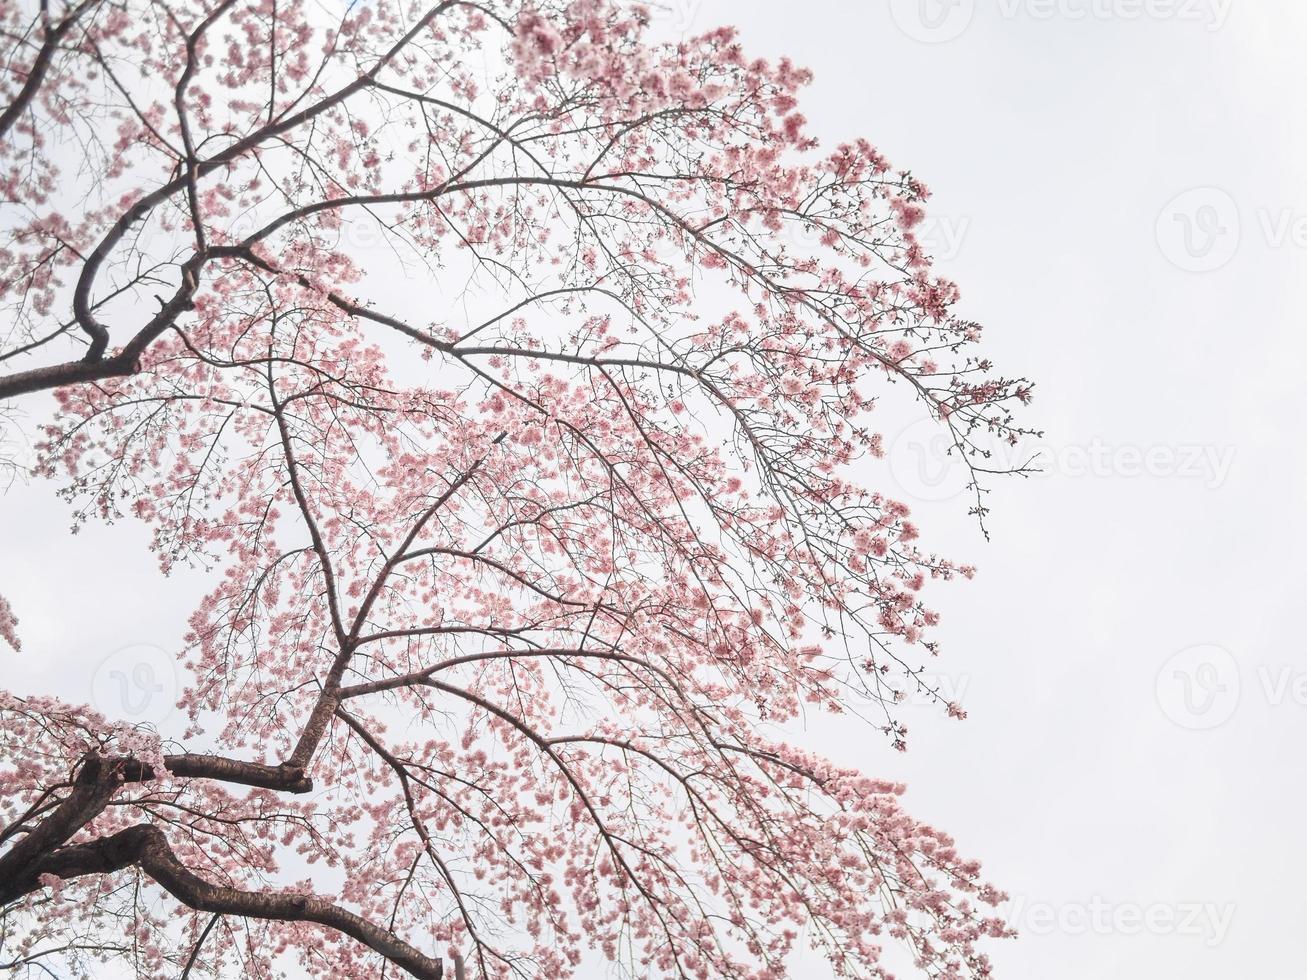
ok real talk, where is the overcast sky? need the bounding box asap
[716,2,1305,978]
[4,2,1305,978]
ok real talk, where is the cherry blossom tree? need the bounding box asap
[0,1,1034,977]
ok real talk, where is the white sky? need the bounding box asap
[712,2,1306,978]
[3,2,1305,978]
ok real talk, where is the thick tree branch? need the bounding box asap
[0,753,310,902]
[0,0,100,141]
[12,825,443,980]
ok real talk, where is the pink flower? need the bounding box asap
[0,594,18,651]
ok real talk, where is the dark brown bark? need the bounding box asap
[160,754,312,793]
[7,825,443,979]
[0,3,462,404]
[0,752,310,875]
[0,0,100,142]
[0,756,121,900]
[0,756,440,978]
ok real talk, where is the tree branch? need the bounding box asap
[17,825,443,980]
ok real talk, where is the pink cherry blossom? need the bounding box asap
[0,1,1036,978]
[0,595,17,652]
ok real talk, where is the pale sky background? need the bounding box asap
[3,1,1306,978]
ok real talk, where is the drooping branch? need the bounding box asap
[0,1,1023,975]
[9,825,443,980]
